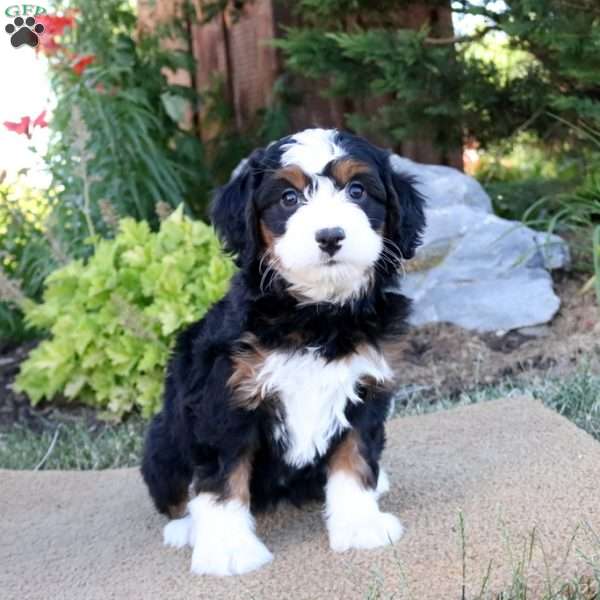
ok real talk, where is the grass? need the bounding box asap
[0,419,145,470]
[462,517,600,600]
[397,369,600,442]
[362,515,600,600]
[1,369,599,471]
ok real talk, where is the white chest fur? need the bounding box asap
[254,347,392,467]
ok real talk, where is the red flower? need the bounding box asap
[72,54,95,76]
[4,111,49,138]
[4,116,31,138]
[36,14,74,37]
[33,110,49,129]
[35,14,76,55]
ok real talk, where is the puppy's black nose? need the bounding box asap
[315,227,345,256]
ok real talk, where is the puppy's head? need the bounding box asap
[211,128,425,303]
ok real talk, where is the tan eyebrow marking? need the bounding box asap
[274,166,310,191]
[330,159,371,186]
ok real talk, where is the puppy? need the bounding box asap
[141,128,425,576]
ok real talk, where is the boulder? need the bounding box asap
[390,155,570,332]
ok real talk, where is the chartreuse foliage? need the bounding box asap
[15,208,235,418]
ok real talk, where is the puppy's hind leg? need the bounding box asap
[141,414,193,520]
[163,514,194,549]
[189,453,273,576]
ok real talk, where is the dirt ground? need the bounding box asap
[1,271,598,430]
[0,339,100,431]
[387,271,600,400]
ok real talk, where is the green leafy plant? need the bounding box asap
[15,208,235,418]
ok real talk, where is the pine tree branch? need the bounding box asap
[424,25,498,46]
[513,106,546,137]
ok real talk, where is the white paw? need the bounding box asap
[375,468,390,498]
[163,515,193,549]
[187,494,273,576]
[190,531,273,576]
[328,510,404,553]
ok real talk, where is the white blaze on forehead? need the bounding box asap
[280,128,345,175]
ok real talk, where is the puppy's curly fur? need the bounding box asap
[142,129,425,575]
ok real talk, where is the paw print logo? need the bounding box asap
[5,16,45,48]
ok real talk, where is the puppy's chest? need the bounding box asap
[231,343,392,468]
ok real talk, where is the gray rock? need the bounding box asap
[403,270,560,332]
[390,155,493,212]
[533,231,571,271]
[390,155,570,332]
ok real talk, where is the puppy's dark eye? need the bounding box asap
[348,182,365,201]
[281,189,299,209]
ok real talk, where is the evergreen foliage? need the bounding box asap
[274,0,600,153]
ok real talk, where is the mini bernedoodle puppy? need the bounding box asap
[141,128,425,576]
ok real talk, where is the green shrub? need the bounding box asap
[0,177,57,341]
[15,207,235,418]
[472,132,582,223]
[520,125,600,276]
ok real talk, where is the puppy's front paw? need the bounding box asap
[163,515,193,549]
[328,510,404,553]
[190,531,273,576]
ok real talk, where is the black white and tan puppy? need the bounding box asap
[141,128,425,576]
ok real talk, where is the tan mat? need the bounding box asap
[2,397,600,600]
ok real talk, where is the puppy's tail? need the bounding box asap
[141,413,192,518]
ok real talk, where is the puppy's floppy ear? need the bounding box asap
[211,149,265,261]
[383,156,426,260]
